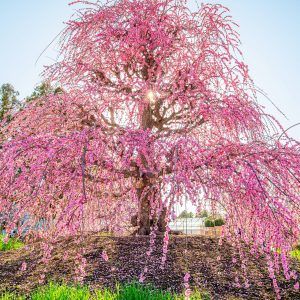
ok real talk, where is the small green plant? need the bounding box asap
[290,248,300,260]
[116,281,172,299]
[0,234,24,251]
[0,291,25,300]
[188,290,211,300]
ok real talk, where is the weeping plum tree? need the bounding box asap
[1,0,300,295]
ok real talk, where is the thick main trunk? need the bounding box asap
[133,102,167,235]
[137,188,151,235]
[134,178,167,235]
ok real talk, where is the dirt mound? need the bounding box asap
[0,234,299,299]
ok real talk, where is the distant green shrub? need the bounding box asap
[204,217,224,227]
[214,218,225,226]
[204,219,214,227]
[196,210,208,218]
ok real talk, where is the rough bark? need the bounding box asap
[132,96,167,235]
[135,177,151,235]
[134,177,167,235]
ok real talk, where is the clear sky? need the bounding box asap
[1,0,300,139]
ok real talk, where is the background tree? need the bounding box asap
[178,210,194,219]
[195,210,208,218]
[26,81,62,103]
[0,0,300,294]
[0,83,19,121]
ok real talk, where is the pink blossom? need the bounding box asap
[290,270,298,280]
[139,273,145,283]
[63,252,69,261]
[184,272,190,283]
[183,273,191,300]
[38,273,45,284]
[244,280,250,289]
[184,288,192,299]
[74,253,87,284]
[20,261,27,272]
[102,250,109,262]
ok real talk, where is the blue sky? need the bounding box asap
[1,1,300,139]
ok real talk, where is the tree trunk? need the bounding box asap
[136,177,151,235]
[157,206,167,233]
[133,102,167,235]
[134,177,167,235]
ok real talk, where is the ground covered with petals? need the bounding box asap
[0,235,299,299]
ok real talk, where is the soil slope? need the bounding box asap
[0,234,299,299]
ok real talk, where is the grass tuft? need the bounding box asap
[30,282,91,300]
[0,291,25,300]
[290,248,300,260]
[0,234,25,251]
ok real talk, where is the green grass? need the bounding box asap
[0,234,24,251]
[290,248,300,260]
[273,244,300,261]
[30,282,91,300]
[0,292,25,300]
[0,281,211,300]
